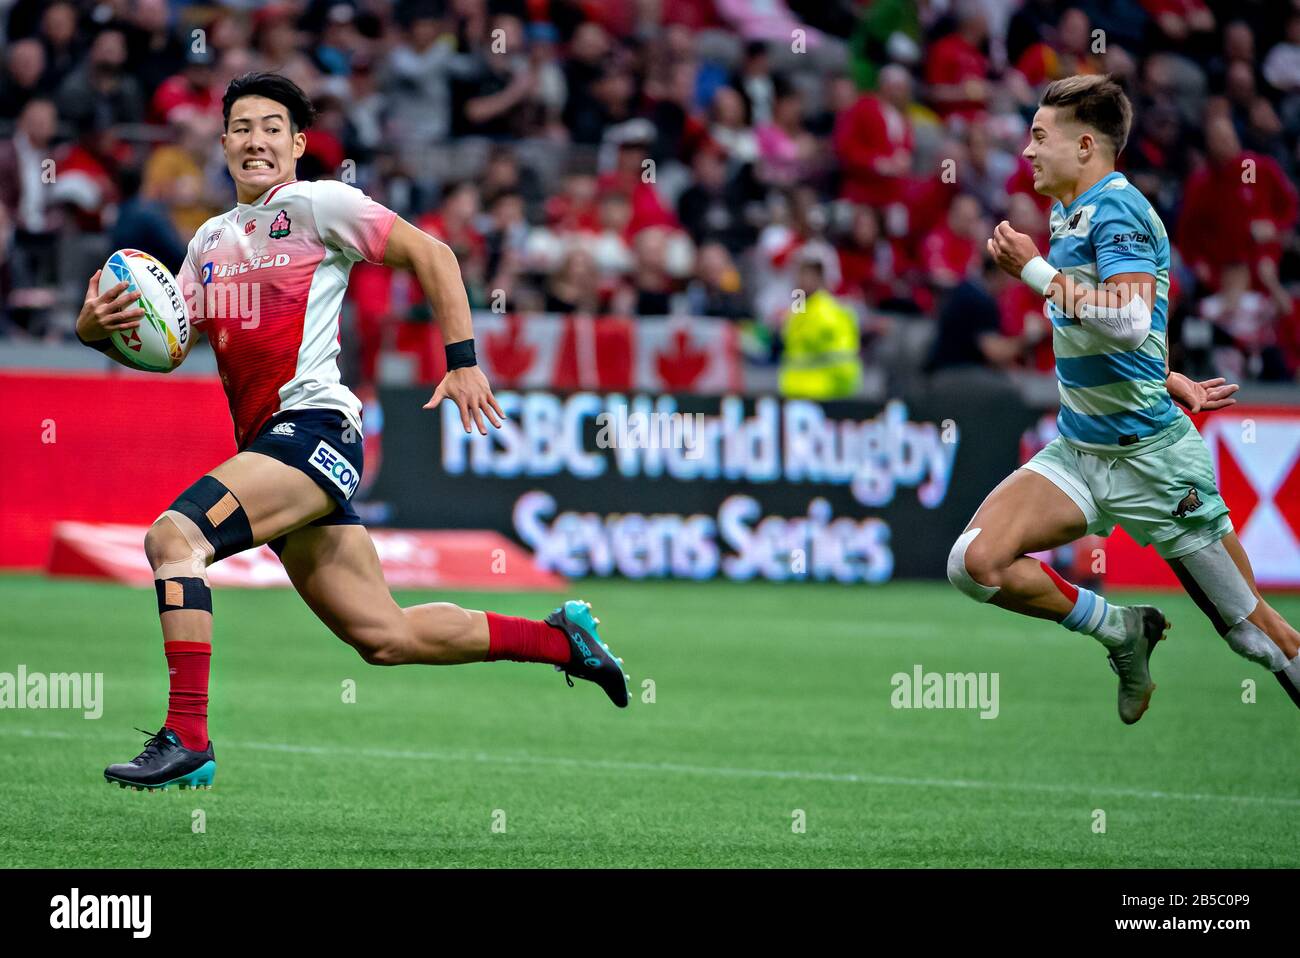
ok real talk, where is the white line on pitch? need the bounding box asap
[4,725,1298,808]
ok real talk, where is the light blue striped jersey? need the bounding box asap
[1046,171,1182,457]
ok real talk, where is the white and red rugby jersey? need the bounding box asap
[178,179,397,447]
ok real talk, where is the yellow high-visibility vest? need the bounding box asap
[779,290,863,399]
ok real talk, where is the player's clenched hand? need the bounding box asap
[423,366,506,435]
[986,220,1040,279]
[76,270,145,341]
[1166,372,1239,413]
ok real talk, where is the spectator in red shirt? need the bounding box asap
[1178,113,1298,295]
[150,47,220,124]
[412,181,487,306]
[924,11,991,121]
[545,173,602,234]
[834,64,915,207]
[921,193,986,292]
[836,204,909,309]
[596,128,680,236]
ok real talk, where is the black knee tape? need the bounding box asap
[155,577,213,614]
[169,476,253,562]
[1276,671,1300,710]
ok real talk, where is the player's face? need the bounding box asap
[222,95,305,201]
[1023,107,1078,200]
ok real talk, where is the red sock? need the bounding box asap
[164,641,211,751]
[484,612,569,665]
[1039,560,1080,604]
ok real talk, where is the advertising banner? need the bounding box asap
[366,384,1040,582]
[1099,407,1300,590]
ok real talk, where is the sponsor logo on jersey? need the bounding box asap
[268,210,291,239]
[244,219,256,235]
[310,441,360,499]
[202,229,223,253]
[1110,230,1152,254]
[201,262,214,285]
[270,422,296,437]
[208,252,291,277]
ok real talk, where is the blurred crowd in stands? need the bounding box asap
[2,0,1300,392]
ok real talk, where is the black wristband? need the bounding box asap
[76,328,114,353]
[445,338,476,370]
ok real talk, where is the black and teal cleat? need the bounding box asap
[546,599,630,708]
[104,727,216,791]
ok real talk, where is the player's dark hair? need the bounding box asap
[1040,74,1132,157]
[222,72,316,133]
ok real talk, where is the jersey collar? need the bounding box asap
[1058,170,1123,215]
[236,179,298,211]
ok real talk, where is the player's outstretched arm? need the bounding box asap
[74,270,145,369]
[383,216,505,435]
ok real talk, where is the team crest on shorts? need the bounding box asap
[310,440,360,499]
[269,210,291,239]
[1172,486,1203,518]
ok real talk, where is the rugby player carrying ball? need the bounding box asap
[75,74,629,791]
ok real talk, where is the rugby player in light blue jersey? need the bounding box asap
[950,74,1300,723]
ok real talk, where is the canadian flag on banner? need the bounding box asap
[465,313,743,393]
[630,316,742,393]
[474,313,568,388]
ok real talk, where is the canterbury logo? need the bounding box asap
[1172,487,1203,518]
[270,422,295,437]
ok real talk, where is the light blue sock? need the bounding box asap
[1061,587,1126,647]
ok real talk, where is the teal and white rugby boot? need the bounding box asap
[545,600,630,708]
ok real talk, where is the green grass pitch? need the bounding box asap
[1,573,1296,868]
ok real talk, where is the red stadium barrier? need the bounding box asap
[0,370,562,588]
[0,371,236,570]
[47,521,564,590]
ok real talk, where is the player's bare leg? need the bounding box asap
[276,523,488,665]
[1166,532,1300,710]
[953,469,1089,619]
[107,453,334,790]
[948,468,1169,723]
[277,523,630,705]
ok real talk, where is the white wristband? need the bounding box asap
[1020,256,1058,297]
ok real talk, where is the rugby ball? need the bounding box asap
[98,249,192,372]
